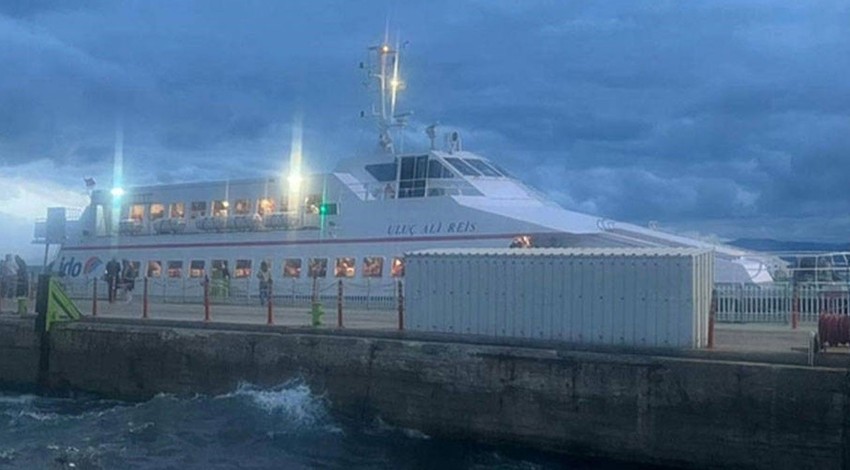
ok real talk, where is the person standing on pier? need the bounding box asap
[121,260,137,303]
[105,258,121,303]
[257,260,272,306]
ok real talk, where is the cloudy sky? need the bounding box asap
[1,1,849,262]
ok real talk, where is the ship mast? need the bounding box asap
[364,33,408,155]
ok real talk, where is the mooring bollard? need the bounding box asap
[337,279,344,328]
[92,279,98,317]
[203,275,211,322]
[266,281,274,325]
[142,276,149,319]
[397,280,404,331]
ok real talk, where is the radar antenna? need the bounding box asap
[363,34,408,155]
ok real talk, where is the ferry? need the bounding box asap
[34,38,777,301]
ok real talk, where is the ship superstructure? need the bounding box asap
[34,36,777,294]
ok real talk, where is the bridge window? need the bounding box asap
[444,157,480,176]
[190,201,206,219]
[428,159,454,179]
[399,155,428,198]
[366,162,398,182]
[363,257,383,277]
[284,259,301,278]
[170,202,185,219]
[147,261,162,278]
[234,199,251,215]
[150,204,165,221]
[212,200,228,217]
[398,180,425,198]
[189,260,205,278]
[167,261,183,278]
[308,258,327,278]
[465,159,501,177]
[235,259,252,278]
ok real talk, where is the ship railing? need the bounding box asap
[715,282,850,323]
[54,275,400,312]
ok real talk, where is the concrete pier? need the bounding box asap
[0,315,848,469]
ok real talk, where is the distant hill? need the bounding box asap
[729,238,850,253]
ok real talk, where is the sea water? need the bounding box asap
[0,381,657,469]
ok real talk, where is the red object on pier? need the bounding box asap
[142,277,149,319]
[337,280,344,328]
[818,313,850,347]
[266,281,274,325]
[397,280,404,331]
[92,280,98,317]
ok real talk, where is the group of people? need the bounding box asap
[104,258,137,303]
[0,254,28,300]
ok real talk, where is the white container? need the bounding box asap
[405,248,714,348]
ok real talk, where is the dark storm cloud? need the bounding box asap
[1,0,850,241]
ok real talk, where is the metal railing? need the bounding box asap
[715,283,849,323]
[25,277,850,327]
[54,276,400,311]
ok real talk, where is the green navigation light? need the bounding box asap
[318,203,337,216]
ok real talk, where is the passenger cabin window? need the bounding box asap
[189,260,205,278]
[235,259,252,278]
[211,260,229,279]
[444,157,480,176]
[365,162,398,182]
[167,261,183,278]
[212,200,228,217]
[398,155,428,198]
[147,261,162,278]
[129,204,145,222]
[308,258,327,278]
[466,159,501,177]
[234,199,251,215]
[305,195,322,214]
[283,259,301,278]
[150,204,165,221]
[335,258,355,278]
[257,198,276,215]
[428,160,454,179]
[363,257,383,277]
[125,261,141,278]
[190,202,206,219]
[391,257,405,277]
[170,202,185,219]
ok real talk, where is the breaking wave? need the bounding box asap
[0,384,631,469]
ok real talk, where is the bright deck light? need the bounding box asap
[110,187,125,197]
[288,173,302,189]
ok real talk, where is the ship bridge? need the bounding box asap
[333,150,542,203]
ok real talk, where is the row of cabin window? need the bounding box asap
[137,257,405,279]
[125,195,326,222]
